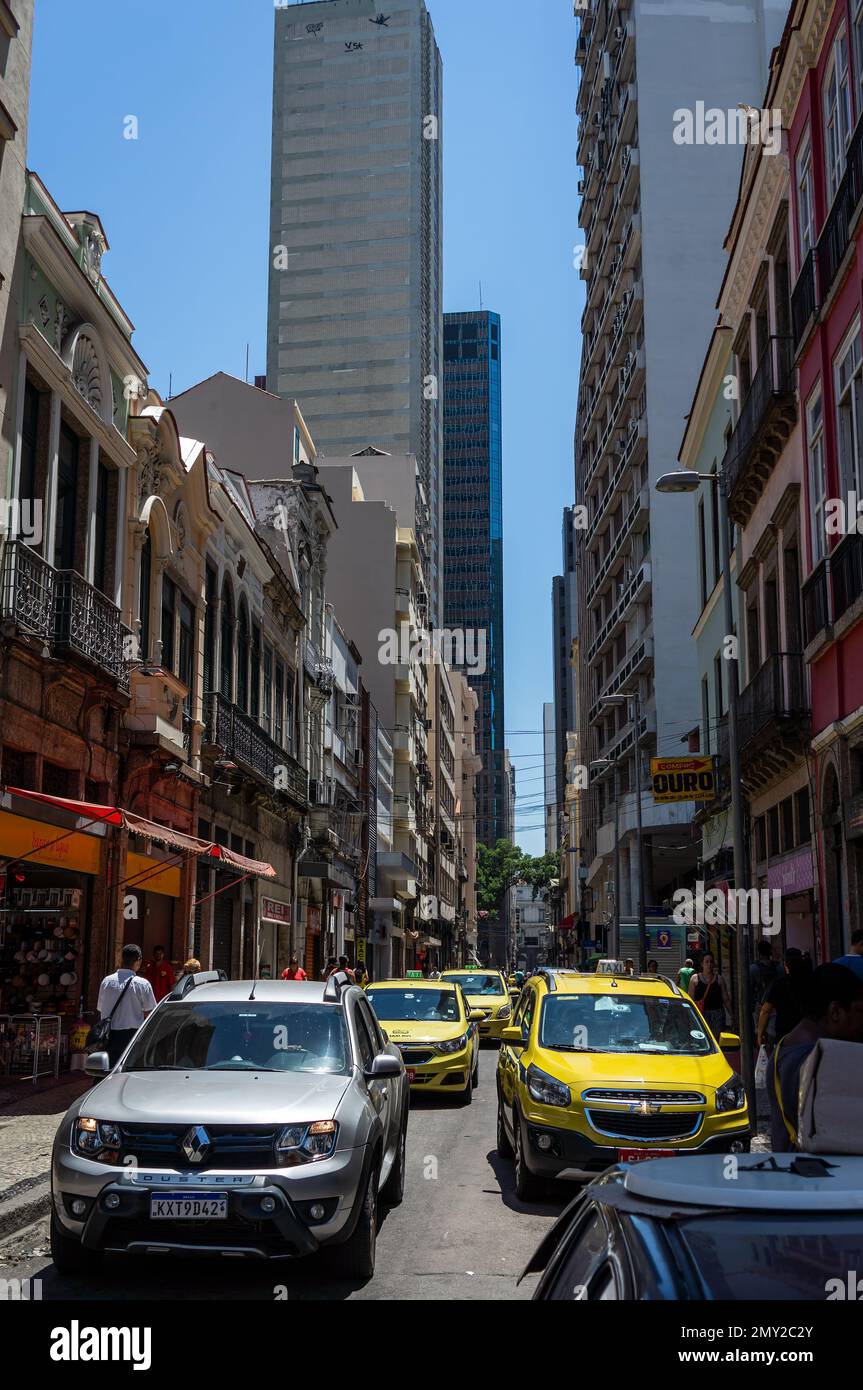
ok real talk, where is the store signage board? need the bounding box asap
[650,757,715,804]
[260,897,291,925]
[0,810,101,875]
[126,852,181,898]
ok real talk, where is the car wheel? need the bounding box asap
[381,1109,407,1207]
[330,1163,378,1281]
[50,1212,103,1277]
[471,1054,480,1089]
[496,1092,513,1157]
[456,1071,473,1105]
[514,1110,544,1202]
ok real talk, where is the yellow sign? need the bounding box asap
[126,852,181,898]
[356,938,367,965]
[650,757,715,803]
[0,810,102,875]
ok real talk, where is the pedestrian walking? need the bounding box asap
[750,939,780,1034]
[144,945,175,1003]
[677,958,695,993]
[338,954,356,982]
[769,963,863,1151]
[757,947,812,1052]
[689,953,731,1037]
[281,954,307,981]
[322,956,338,981]
[834,929,863,984]
[96,943,156,1067]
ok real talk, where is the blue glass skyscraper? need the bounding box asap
[443,310,505,846]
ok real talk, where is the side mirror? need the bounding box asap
[469,1009,485,1022]
[719,1031,741,1051]
[365,1053,402,1080]
[500,1025,525,1047]
[85,1051,110,1077]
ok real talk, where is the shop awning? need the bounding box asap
[558,912,577,932]
[4,787,276,879]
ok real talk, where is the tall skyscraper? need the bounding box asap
[552,507,578,848]
[267,0,443,617]
[442,309,505,846]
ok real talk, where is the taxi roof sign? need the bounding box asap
[406,970,423,978]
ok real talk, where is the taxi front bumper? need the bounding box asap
[517,1107,752,1180]
[395,1045,473,1091]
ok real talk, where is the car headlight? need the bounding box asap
[497,1005,511,1021]
[526,1064,571,1108]
[276,1120,338,1164]
[715,1074,747,1113]
[74,1117,122,1161]
[437,1032,469,1055]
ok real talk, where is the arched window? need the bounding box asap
[237,602,250,714]
[139,529,152,663]
[220,580,234,700]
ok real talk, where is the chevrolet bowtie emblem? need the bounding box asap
[631,1101,661,1115]
[182,1125,211,1163]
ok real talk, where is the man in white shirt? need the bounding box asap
[97,943,157,1066]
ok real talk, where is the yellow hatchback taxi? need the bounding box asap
[366,979,481,1105]
[497,969,751,1200]
[440,968,512,1042]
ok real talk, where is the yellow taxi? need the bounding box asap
[497,968,751,1200]
[440,968,512,1042]
[366,978,481,1105]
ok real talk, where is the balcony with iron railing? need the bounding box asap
[722,336,796,525]
[831,530,863,627]
[202,689,308,807]
[736,652,808,789]
[1,541,131,692]
[802,558,831,651]
[791,248,819,353]
[819,113,863,309]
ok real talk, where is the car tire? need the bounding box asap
[381,1109,407,1207]
[513,1110,544,1202]
[496,1092,513,1157]
[471,1054,479,1089]
[330,1163,378,1281]
[456,1069,473,1105]
[50,1212,103,1277]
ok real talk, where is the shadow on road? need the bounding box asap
[484,1148,571,1219]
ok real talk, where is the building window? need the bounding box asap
[835,323,863,500]
[237,603,250,714]
[795,129,815,263]
[698,497,707,608]
[251,624,261,722]
[93,461,110,596]
[54,421,79,571]
[263,645,273,737]
[286,669,295,751]
[179,594,195,712]
[796,786,811,845]
[19,378,41,505]
[701,675,710,755]
[203,563,217,693]
[220,582,234,699]
[806,385,827,565]
[139,530,152,663]
[854,0,863,118]
[824,27,853,202]
[161,575,176,674]
[275,662,284,746]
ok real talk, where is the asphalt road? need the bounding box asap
[0,1049,567,1301]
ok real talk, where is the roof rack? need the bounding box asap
[167,969,227,1001]
[323,969,354,1003]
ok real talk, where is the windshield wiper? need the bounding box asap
[544,1044,598,1053]
[206,1062,281,1072]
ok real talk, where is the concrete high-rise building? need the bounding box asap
[267,0,443,618]
[443,309,505,847]
[543,702,557,854]
[573,1,786,935]
[551,507,578,848]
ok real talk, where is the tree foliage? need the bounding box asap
[475,841,562,917]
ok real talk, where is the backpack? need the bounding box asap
[797,1038,863,1154]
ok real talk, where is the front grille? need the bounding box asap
[101,1215,299,1256]
[585,1109,702,1142]
[397,1049,435,1065]
[582,1089,706,1105]
[118,1124,279,1171]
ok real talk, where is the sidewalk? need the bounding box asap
[0,1074,90,1238]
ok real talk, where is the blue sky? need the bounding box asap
[29,0,580,853]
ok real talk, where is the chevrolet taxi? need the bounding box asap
[497,969,751,1200]
[440,968,512,1043]
[366,979,481,1104]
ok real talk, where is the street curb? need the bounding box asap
[0,1176,51,1243]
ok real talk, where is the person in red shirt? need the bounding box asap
[144,945,175,1002]
[281,954,307,981]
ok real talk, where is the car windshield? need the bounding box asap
[539,994,715,1056]
[367,988,461,1023]
[444,973,504,996]
[122,1001,351,1075]
[676,1214,863,1299]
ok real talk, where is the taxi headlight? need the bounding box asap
[74,1118,122,1160]
[526,1064,571,1108]
[437,1032,469,1055]
[276,1120,338,1164]
[715,1074,747,1113]
[497,1005,512,1021]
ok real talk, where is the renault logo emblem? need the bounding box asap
[182,1125,211,1163]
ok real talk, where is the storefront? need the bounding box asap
[258,895,291,978]
[767,848,817,958]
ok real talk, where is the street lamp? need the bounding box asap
[599,690,647,972]
[591,756,621,961]
[655,468,755,1117]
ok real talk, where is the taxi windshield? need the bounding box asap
[367,988,461,1023]
[123,1001,351,1074]
[539,994,715,1056]
[444,973,504,996]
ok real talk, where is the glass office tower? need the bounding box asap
[443,310,505,846]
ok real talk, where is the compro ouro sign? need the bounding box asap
[650,756,715,804]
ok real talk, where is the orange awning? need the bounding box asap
[4,787,276,880]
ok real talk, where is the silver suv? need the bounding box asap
[51,971,408,1280]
